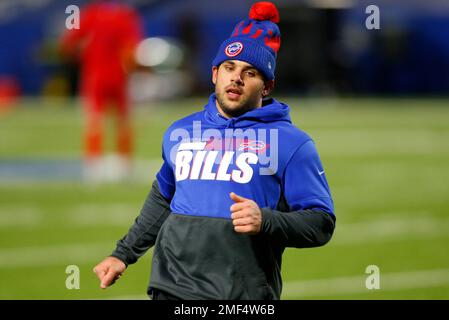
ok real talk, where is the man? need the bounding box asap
[60,0,143,181]
[94,1,335,300]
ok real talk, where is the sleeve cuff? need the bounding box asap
[260,207,274,234]
[110,245,134,267]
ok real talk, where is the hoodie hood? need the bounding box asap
[204,93,291,128]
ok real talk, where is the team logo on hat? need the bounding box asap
[225,42,244,57]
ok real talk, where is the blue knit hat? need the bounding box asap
[212,2,281,81]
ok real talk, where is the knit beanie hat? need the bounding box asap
[212,2,281,81]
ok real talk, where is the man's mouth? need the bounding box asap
[226,87,242,100]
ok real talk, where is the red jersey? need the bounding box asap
[61,1,143,88]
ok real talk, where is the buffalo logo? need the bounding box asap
[238,140,266,152]
[225,42,243,57]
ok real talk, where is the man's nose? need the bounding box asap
[231,71,243,84]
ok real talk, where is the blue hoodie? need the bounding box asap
[156,93,334,219]
[113,93,336,299]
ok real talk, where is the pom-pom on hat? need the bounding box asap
[212,2,281,81]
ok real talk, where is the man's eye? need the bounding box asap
[225,66,233,71]
[246,71,256,77]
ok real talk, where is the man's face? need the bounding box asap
[212,60,274,118]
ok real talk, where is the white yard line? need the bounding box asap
[0,207,41,227]
[332,216,449,246]
[68,204,140,226]
[0,204,140,228]
[281,268,449,298]
[0,216,448,268]
[0,242,114,268]
[106,268,449,300]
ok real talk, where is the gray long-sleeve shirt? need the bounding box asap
[111,180,335,300]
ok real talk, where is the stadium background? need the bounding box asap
[0,0,448,299]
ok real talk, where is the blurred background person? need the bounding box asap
[60,0,144,182]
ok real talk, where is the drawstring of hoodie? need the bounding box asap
[216,112,236,128]
[226,118,235,128]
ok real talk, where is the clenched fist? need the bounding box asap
[230,192,262,235]
[93,256,126,289]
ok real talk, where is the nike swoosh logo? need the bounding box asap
[318,170,325,175]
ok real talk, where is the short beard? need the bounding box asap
[215,92,256,118]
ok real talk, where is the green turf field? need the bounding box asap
[0,97,448,299]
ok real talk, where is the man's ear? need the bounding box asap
[212,66,218,85]
[262,79,275,97]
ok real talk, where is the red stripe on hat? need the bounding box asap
[242,22,253,35]
[264,35,281,53]
[250,29,263,38]
[232,21,244,37]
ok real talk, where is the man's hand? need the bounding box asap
[230,192,262,235]
[93,256,126,289]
